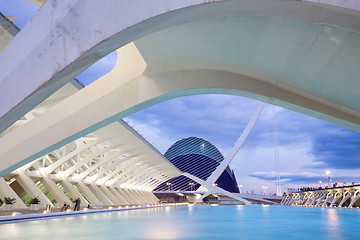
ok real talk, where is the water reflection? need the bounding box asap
[326,209,342,239]
[2,205,360,240]
[144,222,183,239]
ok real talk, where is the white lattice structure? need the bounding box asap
[1,0,360,209]
[282,186,360,208]
[0,81,181,209]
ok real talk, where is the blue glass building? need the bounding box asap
[155,137,240,193]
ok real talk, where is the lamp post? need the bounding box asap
[319,181,322,188]
[326,170,331,187]
[262,186,268,195]
[188,182,195,191]
[238,185,243,194]
[166,182,172,191]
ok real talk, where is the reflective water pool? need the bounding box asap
[1,205,360,240]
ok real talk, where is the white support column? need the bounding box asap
[282,195,290,205]
[39,173,72,207]
[15,171,53,208]
[322,192,334,207]
[309,193,318,206]
[193,191,212,205]
[146,191,160,204]
[60,179,87,207]
[133,190,149,204]
[290,194,297,206]
[330,191,342,207]
[118,188,140,205]
[315,193,326,207]
[207,103,264,184]
[108,186,129,205]
[183,172,250,205]
[123,188,143,205]
[139,190,157,204]
[0,178,27,209]
[339,190,352,207]
[280,195,288,205]
[289,194,297,205]
[299,193,308,205]
[129,190,146,204]
[293,194,300,206]
[98,185,121,205]
[88,184,113,205]
[115,187,135,205]
[349,189,360,208]
[76,181,102,206]
[140,191,156,204]
[305,193,314,206]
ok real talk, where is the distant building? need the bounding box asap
[155,137,240,193]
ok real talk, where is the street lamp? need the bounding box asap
[188,182,195,191]
[166,182,172,191]
[262,186,268,195]
[238,185,243,194]
[319,181,322,188]
[326,170,331,187]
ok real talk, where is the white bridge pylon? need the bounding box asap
[186,102,264,205]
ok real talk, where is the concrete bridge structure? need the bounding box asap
[0,0,360,209]
[281,185,360,208]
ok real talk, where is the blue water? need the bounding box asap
[1,205,360,240]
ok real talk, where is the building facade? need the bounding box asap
[155,137,240,193]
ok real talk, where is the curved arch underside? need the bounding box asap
[1,0,360,177]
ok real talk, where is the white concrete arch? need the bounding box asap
[1,2,360,176]
[2,0,360,133]
[1,0,360,207]
[1,39,360,177]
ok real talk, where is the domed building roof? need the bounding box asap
[155,137,239,193]
[165,137,224,164]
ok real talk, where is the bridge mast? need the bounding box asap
[273,106,282,196]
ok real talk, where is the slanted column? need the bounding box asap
[143,191,160,204]
[293,194,301,206]
[280,195,289,205]
[322,192,334,207]
[349,190,360,208]
[282,194,290,205]
[123,188,142,205]
[286,194,294,205]
[76,181,102,206]
[293,194,301,205]
[0,178,27,209]
[300,193,310,205]
[283,195,292,205]
[114,188,133,204]
[309,193,320,206]
[315,192,326,207]
[131,190,148,204]
[98,185,121,205]
[60,179,87,207]
[108,186,129,205]
[39,173,72,208]
[117,188,139,205]
[305,193,314,206]
[15,171,53,208]
[330,191,342,207]
[137,190,154,204]
[88,184,113,205]
[339,190,352,207]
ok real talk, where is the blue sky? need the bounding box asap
[2,1,360,194]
